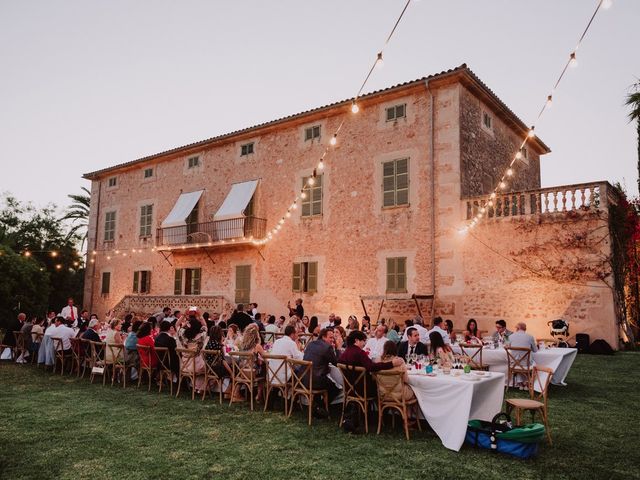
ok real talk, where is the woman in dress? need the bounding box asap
[378,341,416,402]
[235,323,266,402]
[466,318,480,339]
[104,318,124,364]
[345,315,359,336]
[445,319,458,344]
[177,315,208,393]
[429,331,454,367]
[136,322,158,370]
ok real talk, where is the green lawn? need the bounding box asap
[0,353,639,480]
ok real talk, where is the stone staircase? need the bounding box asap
[112,295,234,317]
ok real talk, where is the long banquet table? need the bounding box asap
[406,369,505,451]
[451,345,577,391]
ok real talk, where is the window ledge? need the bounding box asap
[382,204,410,211]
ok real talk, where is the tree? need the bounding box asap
[625,81,640,194]
[0,194,84,314]
[62,186,91,251]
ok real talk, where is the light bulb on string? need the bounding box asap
[300,192,307,199]
[318,160,324,170]
[24,251,31,257]
[115,250,120,255]
[375,52,384,68]
[499,181,507,190]
[90,259,95,263]
[307,177,315,186]
[569,52,577,68]
[515,151,523,160]
[601,0,613,9]
[279,218,285,225]
[506,168,513,176]
[527,127,536,138]
[291,202,297,210]
[51,251,58,257]
[351,101,359,114]
[490,192,497,199]
[92,251,97,256]
[285,211,291,218]
[55,264,62,270]
[546,95,553,109]
[330,134,337,146]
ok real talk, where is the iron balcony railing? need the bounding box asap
[156,216,267,247]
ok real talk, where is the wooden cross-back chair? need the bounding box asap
[106,343,127,387]
[31,332,44,365]
[506,365,554,444]
[155,347,174,395]
[176,347,199,400]
[337,363,373,433]
[504,346,533,390]
[136,344,156,391]
[88,341,105,384]
[228,351,264,411]
[12,331,26,364]
[373,370,422,440]
[286,358,328,426]
[201,348,225,403]
[262,354,289,413]
[51,337,66,375]
[69,337,85,377]
[459,343,488,371]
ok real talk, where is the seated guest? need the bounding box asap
[204,325,229,380]
[18,316,34,362]
[55,319,77,354]
[136,322,158,370]
[225,324,241,348]
[466,318,480,339]
[124,320,142,352]
[345,315,359,336]
[30,317,44,357]
[378,341,416,401]
[397,327,428,358]
[334,326,347,351]
[82,319,101,343]
[321,313,337,329]
[364,325,388,361]
[462,330,482,344]
[445,319,457,343]
[227,304,254,332]
[177,315,208,393]
[339,330,401,373]
[156,320,180,376]
[121,314,133,336]
[430,331,454,366]
[308,316,320,338]
[302,328,343,416]
[276,315,286,330]
[360,315,371,335]
[264,315,279,343]
[401,316,429,343]
[104,319,124,363]
[270,325,304,384]
[508,322,537,352]
[427,317,451,345]
[254,313,266,333]
[491,319,513,344]
[147,316,159,338]
[386,319,401,343]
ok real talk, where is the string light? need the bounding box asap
[351,101,359,114]
[330,134,337,146]
[375,52,384,68]
[318,160,324,170]
[50,251,58,257]
[55,264,62,270]
[307,177,315,186]
[465,0,609,231]
[24,251,31,257]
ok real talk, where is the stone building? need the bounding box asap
[83,64,619,347]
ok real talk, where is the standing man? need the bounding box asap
[227,304,253,332]
[60,298,79,327]
[287,298,304,319]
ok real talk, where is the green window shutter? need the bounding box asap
[142,271,151,294]
[386,258,396,292]
[133,271,139,293]
[174,269,183,295]
[235,265,250,303]
[192,268,201,295]
[292,263,301,292]
[101,272,110,295]
[397,258,407,292]
[307,262,318,292]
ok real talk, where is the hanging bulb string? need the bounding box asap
[463,0,610,231]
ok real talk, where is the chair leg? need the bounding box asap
[308,395,313,426]
[377,402,383,435]
[364,402,369,434]
[264,386,271,412]
[176,375,183,398]
[402,406,410,441]
[148,370,152,392]
[541,408,552,444]
[415,404,422,431]
[339,399,347,428]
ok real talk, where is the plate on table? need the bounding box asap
[473,371,487,376]
[460,375,480,382]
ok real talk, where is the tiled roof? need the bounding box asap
[83,64,549,179]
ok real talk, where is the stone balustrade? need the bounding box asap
[464,181,616,220]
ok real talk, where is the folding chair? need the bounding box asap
[287,358,328,426]
[262,354,289,413]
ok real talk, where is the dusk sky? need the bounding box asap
[1,0,638,211]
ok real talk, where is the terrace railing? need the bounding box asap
[156,216,267,247]
[464,181,616,220]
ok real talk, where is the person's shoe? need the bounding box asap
[313,407,329,419]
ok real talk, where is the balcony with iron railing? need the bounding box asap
[156,215,267,250]
[464,181,617,220]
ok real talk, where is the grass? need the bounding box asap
[0,353,639,480]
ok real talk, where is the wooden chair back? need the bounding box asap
[229,351,263,410]
[338,363,372,433]
[69,337,84,377]
[531,365,554,404]
[505,346,532,388]
[51,337,65,374]
[155,346,173,395]
[136,344,155,391]
[373,369,421,440]
[175,347,199,400]
[13,331,25,356]
[536,338,557,348]
[31,332,44,364]
[459,343,485,370]
[201,348,225,403]
[262,354,289,413]
[88,340,104,383]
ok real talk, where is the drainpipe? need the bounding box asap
[425,79,436,319]
[87,180,102,313]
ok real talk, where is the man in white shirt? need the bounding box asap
[364,325,388,361]
[251,303,259,319]
[321,313,337,329]
[401,316,429,344]
[508,322,538,352]
[427,317,451,345]
[53,319,76,352]
[269,325,303,384]
[59,298,79,326]
[264,315,280,343]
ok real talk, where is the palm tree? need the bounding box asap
[62,186,90,251]
[625,81,640,193]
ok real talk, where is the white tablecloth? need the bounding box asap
[407,370,505,451]
[451,345,578,391]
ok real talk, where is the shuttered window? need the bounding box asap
[101,272,111,295]
[386,257,407,293]
[133,270,151,294]
[235,265,251,303]
[301,175,322,217]
[292,262,318,293]
[382,158,409,207]
[104,211,116,241]
[139,204,153,237]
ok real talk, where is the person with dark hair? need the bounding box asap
[339,330,401,373]
[277,316,286,330]
[177,314,208,393]
[308,316,320,337]
[444,319,457,343]
[147,316,159,337]
[270,325,303,384]
[397,327,428,358]
[360,315,371,335]
[302,328,343,417]
[227,304,253,332]
[287,298,304,319]
[254,312,265,332]
[491,319,513,344]
[429,331,454,366]
[203,312,213,331]
[155,320,179,376]
[122,314,133,335]
[264,315,279,343]
[137,322,157,371]
[427,317,451,345]
[466,319,480,339]
[124,320,143,353]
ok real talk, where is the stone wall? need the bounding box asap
[459,85,541,197]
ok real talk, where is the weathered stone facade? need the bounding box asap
[83,65,619,347]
